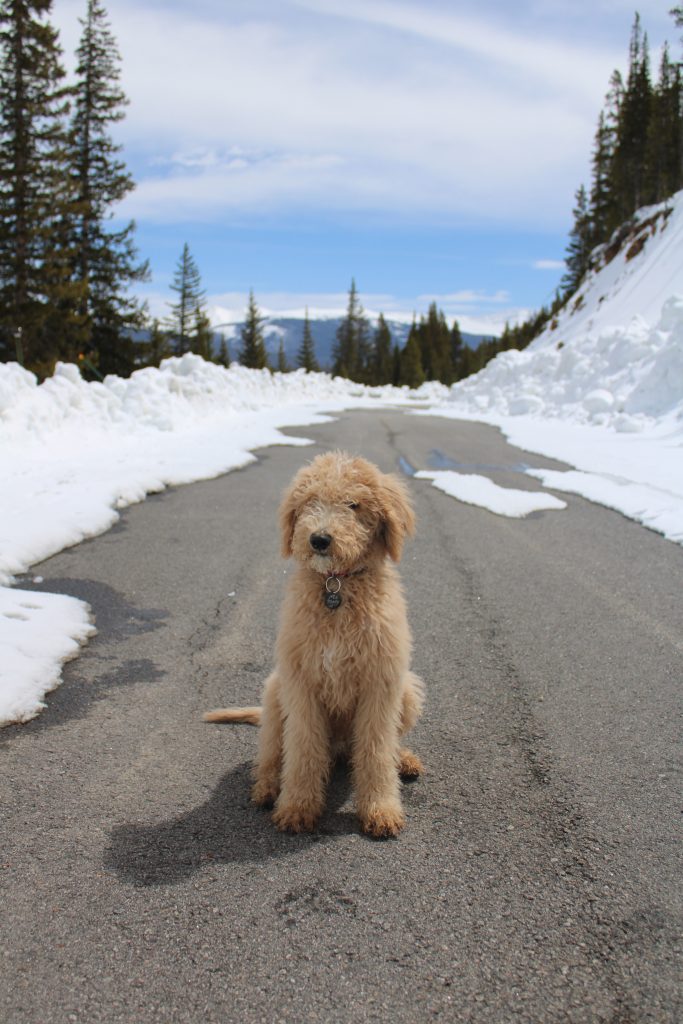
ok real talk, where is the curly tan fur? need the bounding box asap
[205,451,425,838]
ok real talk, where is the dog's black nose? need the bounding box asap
[310,532,332,552]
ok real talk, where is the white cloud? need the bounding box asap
[52,0,628,228]
[534,259,565,270]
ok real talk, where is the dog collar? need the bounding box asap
[323,567,366,610]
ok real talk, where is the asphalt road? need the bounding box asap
[1,410,681,1024]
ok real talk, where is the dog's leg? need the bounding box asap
[398,672,425,779]
[251,673,283,808]
[399,671,425,734]
[352,684,405,839]
[272,690,329,834]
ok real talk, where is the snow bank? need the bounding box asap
[443,295,683,431]
[420,191,683,544]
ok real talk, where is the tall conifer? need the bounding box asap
[71,0,147,376]
[167,243,206,355]
[239,290,268,369]
[332,279,370,381]
[563,185,593,294]
[369,313,393,385]
[0,0,75,369]
[297,308,319,372]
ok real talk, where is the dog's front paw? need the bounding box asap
[360,804,405,839]
[272,802,319,834]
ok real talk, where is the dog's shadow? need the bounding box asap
[105,761,360,886]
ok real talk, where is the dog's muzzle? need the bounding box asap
[310,532,332,553]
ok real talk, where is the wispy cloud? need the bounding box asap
[533,259,565,270]
[53,0,630,229]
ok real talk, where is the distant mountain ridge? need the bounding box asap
[212,315,485,369]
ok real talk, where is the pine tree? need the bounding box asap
[645,44,682,203]
[369,313,393,385]
[0,0,77,370]
[142,318,171,367]
[193,308,213,360]
[450,320,464,379]
[239,290,268,369]
[297,308,319,372]
[562,185,593,295]
[412,303,455,384]
[71,0,148,376]
[276,338,289,372]
[166,243,206,355]
[590,73,621,247]
[332,279,370,381]
[398,334,425,388]
[610,14,653,226]
[215,335,230,367]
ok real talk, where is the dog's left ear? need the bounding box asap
[279,481,300,559]
[378,473,415,562]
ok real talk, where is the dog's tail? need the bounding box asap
[203,706,262,725]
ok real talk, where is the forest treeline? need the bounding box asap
[1,4,681,384]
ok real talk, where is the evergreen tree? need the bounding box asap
[166,243,206,355]
[369,313,393,385]
[645,44,682,203]
[239,290,268,369]
[398,333,425,388]
[276,338,289,372]
[411,302,455,383]
[141,317,171,367]
[215,334,230,367]
[297,308,319,372]
[332,278,370,381]
[590,85,620,247]
[0,0,77,370]
[193,308,213,360]
[391,343,401,386]
[610,14,653,226]
[450,320,464,379]
[71,0,148,376]
[563,185,593,294]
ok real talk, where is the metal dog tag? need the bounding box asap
[324,591,342,610]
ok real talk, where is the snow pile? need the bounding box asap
[443,295,683,432]
[422,190,683,544]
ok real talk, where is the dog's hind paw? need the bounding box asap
[360,805,405,839]
[272,803,319,834]
[251,780,280,808]
[399,748,424,779]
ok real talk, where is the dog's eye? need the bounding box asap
[347,501,359,511]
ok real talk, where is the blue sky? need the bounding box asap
[53,0,676,334]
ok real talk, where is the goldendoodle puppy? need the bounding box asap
[205,451,424,838]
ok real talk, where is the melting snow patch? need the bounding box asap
[0,588,95,727]
[415,471,567,518]
[526,468,683,544]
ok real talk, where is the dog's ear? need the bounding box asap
[279,481,300,559]
[378,473,415,562]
